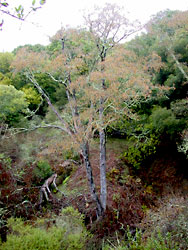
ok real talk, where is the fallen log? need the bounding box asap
[39,173,65,208]
[59,159,80,167]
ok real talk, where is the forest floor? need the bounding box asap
[1,137,187,248]
[54,138,188,243]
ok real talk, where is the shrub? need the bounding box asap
[178,129,188,159]
[149,106,184,137]
[123,135,159,169]
[0,85,28,126]
[122,106,185,169]
[0,207,91,250]
[33,160,53,183]
[55,206,91,249]
[63,148,80,162]
[0,218,64,250]
[140,195,188,250]
[102,228,178,250]
[171,99,188,119]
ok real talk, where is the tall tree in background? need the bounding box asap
[146,10,188,83]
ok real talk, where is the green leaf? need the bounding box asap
[32,0,36,6]
[40,0,46,5]
[1,2,9,7]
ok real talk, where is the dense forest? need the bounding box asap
[0,3,188,249]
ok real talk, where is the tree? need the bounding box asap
[0,52,14,74]
[0,72,12,85]
[84,3,141,211]
[126,10,188,105]
[0,84,28,127]
[146,10,188,84]
[11,4,162,218]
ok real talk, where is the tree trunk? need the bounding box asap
[169,51,188,81]
[99,97,107,211]
[81,142,104,217]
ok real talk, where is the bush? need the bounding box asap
[123,135,159,169]
[0,85,28,126]
[63,148,80,162]
[0,218,64,250]
[55,207,91,249]
[122,106,185,169]
[171,99,188,119]
[33,160,53,183]
[140,195,188,250]
[178,129,188,159]
[103,228,178,250]
[0,207,91,250]
[149,106,184,137]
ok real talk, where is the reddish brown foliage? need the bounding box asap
[66,148,155,238]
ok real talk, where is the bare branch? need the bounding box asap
[0,9,24,21]
[26,71,74,137]
[6,124,69,138]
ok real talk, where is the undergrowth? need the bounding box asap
[0,207,91,250]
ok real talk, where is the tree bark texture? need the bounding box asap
[81,142,104,217]
[98,74,107,211]
[39,173,65,208]
[99,97,107,211]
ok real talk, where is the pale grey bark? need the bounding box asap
[169,51,188,82]
[99,126,107,210]
[81,142,104,217]
[39,173,65,207]
[85,3,141,212]
[26,72,74,137]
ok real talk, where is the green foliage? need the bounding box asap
[18,140,40,166]
[0,1,46,30]
[0,153,12,167]
[127,10,188,102]
[0,85,28,125]
[63,148,80,162]
[56,206,91,248]
[13,44,46,55]
[33,73,67,113]
[178,130,188,158]
[0,218,65,250]
[0,52,14,74]
[103,228,178,250]
[123,105,185,168]
[33,160,53,182]
[1,207,90,250]
[149,106,184,137]
[123,135,159,169]
[21,86,41,108]
[141,196,188,250]
[106,119,131,137]
[144,231,178,250]
[171,99,188,119]
[0,72,12,85]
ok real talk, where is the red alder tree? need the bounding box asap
[12,4,164,218]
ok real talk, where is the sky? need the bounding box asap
[0,0,188,52]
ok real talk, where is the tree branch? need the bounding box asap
[26,71,74,137]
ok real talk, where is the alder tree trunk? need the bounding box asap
[99,98,107,211]
[81,142,104,217]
